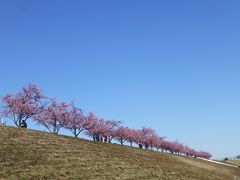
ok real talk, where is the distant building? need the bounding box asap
[0,117,4,125]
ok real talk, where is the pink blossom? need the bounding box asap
[34,98,69,134]
[64,103,88,138]
[1,84,45,127]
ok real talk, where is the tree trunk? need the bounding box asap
[74,128,78,138]
[18,118,22,127]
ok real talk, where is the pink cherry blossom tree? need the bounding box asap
[114,127,137,146]
[205,152,212,159]
[85,113,121,142]
[64,103,88,138]
[158,140,172,153]
[182,145,192,156]
[135,127,156,149]
[100,120,121,143]
[170,141,184,155]
[143,131,160,150]
[131,129,143,148]
[0,84,213,158]
[195,151,212,159]
[188,148,196,157]
[114,126,130,145]
[85,112,102,140]
[1,84,45,127]
[150,135,165,151]
[34,98,69,134]
[126,128,139,146]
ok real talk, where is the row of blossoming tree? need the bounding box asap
[0,84,211,159]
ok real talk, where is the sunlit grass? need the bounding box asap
[0,126,239,179]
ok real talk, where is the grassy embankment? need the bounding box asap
[0,126,239,179]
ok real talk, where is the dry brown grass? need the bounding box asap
[233,160,240,164]
[0,126,239,180]
[224,160,240,167]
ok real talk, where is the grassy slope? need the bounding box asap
[224,160,240,167]
[0,126,239,180]
[232,160,240,165]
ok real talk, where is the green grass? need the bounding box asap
[0,125,239,180]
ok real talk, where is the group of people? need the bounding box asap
[93,133,111,143]
[92,134,150,150]
[92,134,149,150]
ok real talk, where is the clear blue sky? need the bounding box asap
[0,0,240,158]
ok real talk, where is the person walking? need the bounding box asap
[20,120,27,128]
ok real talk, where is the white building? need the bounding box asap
[0,117,4,125]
